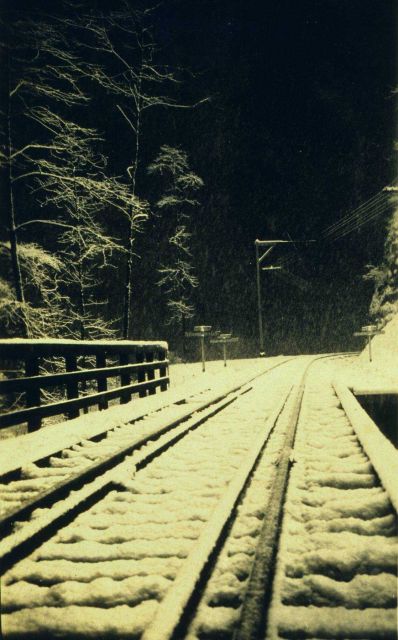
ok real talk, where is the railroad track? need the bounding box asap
[0,356,299,571]
[0,357,294,543]
[1,354,396,639]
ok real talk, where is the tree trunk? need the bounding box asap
[122,64,143,339]
[1,39,27,336]
[181,314,187,361]
[122,214,134,339]
[77,259,86,341]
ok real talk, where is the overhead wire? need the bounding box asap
[330,200,391,240]
[322,190,388,238]
[262,185,394,284]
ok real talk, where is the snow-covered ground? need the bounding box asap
[168,356,284,388]
[2,359,307,638]
[1,324,397,638]
[339,313,398,389]
[266,359,397,639]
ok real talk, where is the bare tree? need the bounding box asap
[67,2,207,337]
[0,241,69,338]
[32,111,134,339]
[0,8,142,338]
[0,11,89,336]
[148,145,203,354]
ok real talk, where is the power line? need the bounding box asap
[261,186,393,283]
[331,200,391,240]
[323,190,388,238]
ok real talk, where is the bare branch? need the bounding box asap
[116,104,137,134]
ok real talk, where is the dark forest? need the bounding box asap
[1,0,396,357]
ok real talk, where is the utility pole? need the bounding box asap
[255,238,314,356]
[255,242,264,355]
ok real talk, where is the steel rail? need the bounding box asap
[140,353,353,640]
[234,353,355,640]
[333,381,398,513]
[141,384,293,640]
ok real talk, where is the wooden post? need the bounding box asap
[159,349,168,391]
[96,353,108,410]
[119,352,131,403]
[146,351,156,395]
[65,355,79,420]
[80,356,88,414]
[25,356,41,431]
[136,352,147,398]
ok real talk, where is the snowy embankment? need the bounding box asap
[358,313,398,376]
[1,359,305,638]
[266,360,397,639]
[338,313,398,389]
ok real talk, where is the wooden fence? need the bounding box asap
[0,339,169,432]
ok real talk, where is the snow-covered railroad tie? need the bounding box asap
[266,359,397,640]
[0,357,293,560]
[1,357,308,638]
[3,355,393,640]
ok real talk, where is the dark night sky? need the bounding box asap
[137,0,397,355]
[3,0,397,353]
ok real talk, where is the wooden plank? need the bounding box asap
[158,349,169,392]
[0,339,168,359]
[136,352,147,398]
[146,352,156,396]
[0,361,168,393]
[0,378,168,429]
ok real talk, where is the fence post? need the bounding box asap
[146,351,156,395]
[25,356,41,431]
[65,355,79,420]
[96,353,108,410]
[136,351,147,398]
[159,348,168,392]
[119,352,131,404]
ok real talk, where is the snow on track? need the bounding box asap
[0,358,284,522]
[4,356,393,640]
[266,359,398,640]
[2,358,306,638]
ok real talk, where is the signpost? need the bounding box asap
[353,324,384,362]
[185,325,214,372]
[210,333,239,367]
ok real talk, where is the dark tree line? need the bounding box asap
[1,0,395,356]
[0,1,204,352]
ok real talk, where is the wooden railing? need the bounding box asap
[0,339,169,432]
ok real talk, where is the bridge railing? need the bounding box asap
[0,339,169,432]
